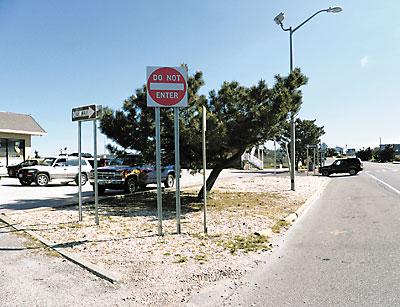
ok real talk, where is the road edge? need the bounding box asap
[186,177,331,307]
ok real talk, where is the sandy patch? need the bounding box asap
[8,173,328,306]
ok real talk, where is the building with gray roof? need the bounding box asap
[0,112,46,167]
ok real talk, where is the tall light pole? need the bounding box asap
[274,6,342,191]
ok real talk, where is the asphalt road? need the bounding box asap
[188,162,400,306]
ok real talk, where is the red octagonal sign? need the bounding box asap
[146,66,188,107]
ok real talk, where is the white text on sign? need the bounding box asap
[156,92,179,99]
[152,74,182,82]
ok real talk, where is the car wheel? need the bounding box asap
[36,173,49,186]
[93,185,106,195]
[125,177,137,194]
[19,179,32,186]
[99,186,105,195]
[349,169,357,176]
[164,174,175,188]
[322,170,329,177]
[75,173,88,186]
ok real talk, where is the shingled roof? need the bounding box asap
[0,112,46,136]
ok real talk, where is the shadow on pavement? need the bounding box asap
[0,191,94,211]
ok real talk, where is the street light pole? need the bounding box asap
[274,6,342,191]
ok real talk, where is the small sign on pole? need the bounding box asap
[146,66,188,236]
[72,104,101,225]
[72,105,97,122]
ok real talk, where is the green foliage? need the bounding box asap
[174,254,188,263]
[271,220,291,233]
[375,145,395,162]
[356,147,373,161]
[326,148,337,157]
[99,66,308,193]
[221,234,270,254]
[278,118,325,169]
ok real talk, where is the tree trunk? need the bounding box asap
[196,151,243,199]
[197,167,223,199]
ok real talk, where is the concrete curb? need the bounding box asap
[0,213,120,284]
[291,178,331,220]
[188,178,331,306]
[255,178,331,237]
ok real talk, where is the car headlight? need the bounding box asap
[27,169,37,173]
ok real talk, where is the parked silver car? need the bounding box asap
[18,156,92,186]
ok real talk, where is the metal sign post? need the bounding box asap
[274,139,277,175]
[155,107,163,236]
[202,105,208,234]
[146,66,188,236]
[174,107,181,234]
[72,104,101,225]
[93,119,99,225]
[78,121,82,221]
[306,145,309,176]
[313,147,316,175]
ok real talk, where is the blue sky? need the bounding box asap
[0,0,399,155]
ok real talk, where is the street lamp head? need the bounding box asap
[326,6,343,13]
[274,12,285,25]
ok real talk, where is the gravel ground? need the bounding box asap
[7,173,328,306]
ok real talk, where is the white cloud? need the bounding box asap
[360,55,370,68]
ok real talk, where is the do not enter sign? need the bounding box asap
[146,66,188,107]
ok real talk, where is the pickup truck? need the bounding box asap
[18,156,92,186]
[90,155,175,195]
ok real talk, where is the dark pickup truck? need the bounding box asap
[89,155,175,195]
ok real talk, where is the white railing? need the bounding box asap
[241,152,263,170]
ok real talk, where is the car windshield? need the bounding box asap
[39,158,56,166]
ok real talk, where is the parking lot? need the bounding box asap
[0,176,93,212]
[0,169,286,214]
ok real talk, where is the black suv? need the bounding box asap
[7,159,40,178]
[319,158,363,176]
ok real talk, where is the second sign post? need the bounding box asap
[146,66,188,235]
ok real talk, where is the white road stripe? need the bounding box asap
[150,83,184,91]
[368,174,400,195]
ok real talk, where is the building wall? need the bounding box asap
[380,144,400,154]
[0,132,32,166]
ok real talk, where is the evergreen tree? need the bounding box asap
[100,67,308,197]
[278,118,325,169]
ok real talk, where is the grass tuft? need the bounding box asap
[271,220,291,233]
[221,234,270,254]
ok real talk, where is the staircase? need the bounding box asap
[241,152,263,170]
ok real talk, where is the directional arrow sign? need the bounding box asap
[72,105,97,122]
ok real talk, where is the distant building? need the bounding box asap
[0,112,46,166]
[380,144,400,154]
[346,148,356,156]
[335,146,344,155]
